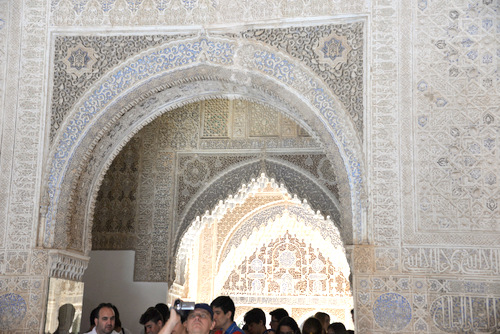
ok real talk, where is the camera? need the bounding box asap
[173,299,195,321]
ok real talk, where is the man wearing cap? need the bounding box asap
[159,303,215,334]
[210,296,244,334]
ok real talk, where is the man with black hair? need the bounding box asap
[244,308,273,334]
[269,309,288,332]
[140,307,165,334]
[85,303,116,334]
[210,296,244,334]
[155,303,170,324]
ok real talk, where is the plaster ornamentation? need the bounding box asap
[0,0,8,252]
[372,293,412,331]
[62,44,97,76]
[222,230,351,301]
[369,0,402,248]
[0,276,45,332]
[50,33,195,142]
[92,137,141,250]
[201,99,230,138]
[402,247,500,276]
[0,293,27,330]
[0,0,499,332]
[43,34,364,261]
[241,22,364,137]
[49,0,368,26]
[48,251,89,281]
[400,0,500,247]
[0,1,48,330]
[353,245,374,274]
[357,275,500,333]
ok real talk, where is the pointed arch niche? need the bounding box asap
[169,173,353,327]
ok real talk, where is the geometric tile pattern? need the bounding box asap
[414,0,500,234]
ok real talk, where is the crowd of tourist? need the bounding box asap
[83,297,354,334]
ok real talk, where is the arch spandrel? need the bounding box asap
[40,35,366,257]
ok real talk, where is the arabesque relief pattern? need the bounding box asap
[43,31,364,257]
[50,34,193,142]
[223,231,351,299]
[0,1,51,332]
[241,23,364,136]
[49,0,367,26]
[414,0,499,237]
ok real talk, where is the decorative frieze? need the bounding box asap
[402,247,500,276]
[49,0,367,26]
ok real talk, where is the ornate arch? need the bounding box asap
[175,157,350,252]
[170,174,352,315]
[39,34,366,257]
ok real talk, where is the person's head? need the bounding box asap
[94,303,116,334]
[185,303,215,334]
[269,308,289,331]
[327,323,346,334]
[140,306,164,334]
[111,305,122,329]
[313,313,330,333]
[302,317,323,334]
[244,308,267,334]
[155,303,170,323]
[210,296,236,330]
[276,316,299,334]
[88,307,99,330]
[57,303,76,331]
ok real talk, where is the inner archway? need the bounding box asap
[170,174,354,328]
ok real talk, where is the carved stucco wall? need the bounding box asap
[0,0,498,333]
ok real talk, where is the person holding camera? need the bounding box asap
[159,301,215,334]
